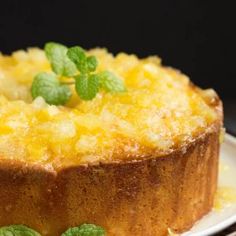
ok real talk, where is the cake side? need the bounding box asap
[0,118,221,236]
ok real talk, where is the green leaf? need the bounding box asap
[86,56,98,72]
[45,42,77,76]
[98,71,126,93]
[75,74,99,100]
[31,72,72,105]
[61,224,105,236]
[67,46,88,73]
[0,225,41,236]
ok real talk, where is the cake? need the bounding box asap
[0,47,223,235]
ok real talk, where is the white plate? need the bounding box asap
[182,134,236,236]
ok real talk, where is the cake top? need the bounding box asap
[0,46,218,168]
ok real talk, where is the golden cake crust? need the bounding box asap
[0,98,222,236]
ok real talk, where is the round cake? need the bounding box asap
[0,48,223,235]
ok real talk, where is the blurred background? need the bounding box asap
[0,0,235,135]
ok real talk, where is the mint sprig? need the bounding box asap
[31,42,127,105]
[61,224,106,236]
[0,225,41,236]
[0,223,106,236]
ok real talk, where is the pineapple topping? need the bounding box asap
[0,48,218,168]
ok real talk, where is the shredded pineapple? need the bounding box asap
[0,48,218,168]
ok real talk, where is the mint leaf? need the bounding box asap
[67,47,98,73]
[67,46,88,73]
[45,42,77,76]
[0,225,41,236]
[98,71,126,93]
[75,74,99,100]
[31,72,71,105]
[62,224,105,236]
[86,56,98,72]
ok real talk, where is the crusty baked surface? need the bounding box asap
[0,118,222,236]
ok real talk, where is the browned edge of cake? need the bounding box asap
[0,98,223,236]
